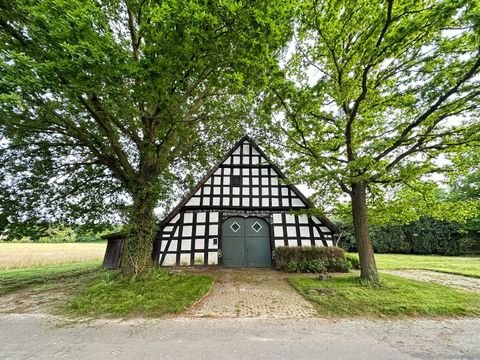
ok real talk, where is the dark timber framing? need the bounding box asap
[103,135,340,269]
[159,135,338,229]
[153,135,339,267]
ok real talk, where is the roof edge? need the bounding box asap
[159,134,339,234]
[159,135,249,226]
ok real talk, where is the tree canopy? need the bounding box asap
[0,0,295,273]
[263,0,480,281]
[2,0,479,280]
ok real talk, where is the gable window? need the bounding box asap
[231,175,241,186]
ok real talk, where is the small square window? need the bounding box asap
[231,175,241,186]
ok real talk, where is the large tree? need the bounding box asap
[449,147,480,230]
[0,0,294,274]
[266,0,480,281]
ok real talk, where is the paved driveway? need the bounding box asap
[185,268,318,318]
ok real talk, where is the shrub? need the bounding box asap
[284,259,325,273]
[325,258,351,273]
[38,227,76,243]
[299,259,325,273]
[285,261,298,273]
[275,246,346,273]
[12,236,33,243]
[346,254,360,270]
[75,231,102,242]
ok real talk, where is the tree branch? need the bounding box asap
[375,53,480,162]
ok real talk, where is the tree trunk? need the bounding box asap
[350,181,379,282]
[121,189,158,276]
[120,143,162,276]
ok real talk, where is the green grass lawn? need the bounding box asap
[290,274,480,317]
[0,261,102,295]
[374,254,480,278]
[69,269,213,317]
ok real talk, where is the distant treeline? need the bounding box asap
[338,217,480,256]
[1,226,108,243]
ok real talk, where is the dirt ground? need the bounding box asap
[0,271,100,315]
[2,267,479,318]
[0,268,318,318]
[382,270,480,292]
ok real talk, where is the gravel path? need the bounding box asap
[382,270,480,292]
[186,268,318,318]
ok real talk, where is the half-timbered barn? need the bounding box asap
[103,135,339,269]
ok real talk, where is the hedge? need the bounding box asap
[337,217,480,255]
[275,246,348,273]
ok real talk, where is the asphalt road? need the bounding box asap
[1,315,479,360]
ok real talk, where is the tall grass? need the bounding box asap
[0,243,106,270]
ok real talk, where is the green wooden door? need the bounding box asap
[222,217,246,267]
[222,217,271,268]
[245,218,271,267]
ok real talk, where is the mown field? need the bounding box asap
[375,253,480,278]
[0,242,106,270]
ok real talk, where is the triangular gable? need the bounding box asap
[160,135,338,233]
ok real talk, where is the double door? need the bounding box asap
[222,217,271,267]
